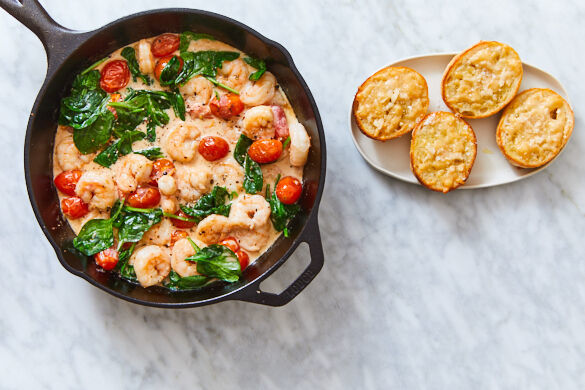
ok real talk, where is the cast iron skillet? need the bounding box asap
[0,0,326,308]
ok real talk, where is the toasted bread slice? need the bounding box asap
[441,41,523,118]
[353,66,429,141]
[496,88,574,168]
[410,112,477,193]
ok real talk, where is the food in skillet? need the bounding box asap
[53,32,311,289]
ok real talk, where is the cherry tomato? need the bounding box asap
[100,60,130,93]
[149,158,176,186]
[151,33,180,57]
[61,197,89,219]
[94,247,119,271]
[219,236,240,253]
[154,55,183,81]
[248,139,283,164]
[236,250,249,270]
[198,136,229,161]
[54,169,82,196]
[170,210,196,229]
[209,93,244,119]
[126,187,161,208]
[276,176,303,205]
[170,230,190,245]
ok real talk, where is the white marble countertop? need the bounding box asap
[1,0,585,388]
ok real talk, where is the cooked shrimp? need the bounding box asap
[180,76,213,102]
[160,196,178,214]
[241,105,275,140]
[232,224,271,252]
[137,39,155,75]
[176,165,212,202]
[141,218,172,246]
[171,238,200,277]
[213,162,244,193]
[158,175,177,196]
[75,170,117,211]
[229,194,271,230]
[289,122,310,166]
[240,71,276,106]
[217,59,249,91]
[113,154,153,193]
[195,214,231,245]
[55,131,95,171]
[163,123,200,162]
[131,245,171,287]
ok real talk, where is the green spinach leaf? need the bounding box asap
[166,270,209,290]
[180,186,232,222]
[116,206,163,246]
[179,31,215,53]
[73,218,115,256]
[72,109,115,154]
[185,244,241,282]
[121,46,151,85]
[159,55,183,86]
[233,133,254,165]
[243,154,263,194]
[266,176,301,237]
[134,147,164,160]
[93,130,146,167]
[244,56,266,81]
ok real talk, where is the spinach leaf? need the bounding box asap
[174,50,240,86]
[243,154,263,194]
[93,139,120,167]
[185,244,241,282]
[93,130,146,167]
[73,218,115,256]
[59,70,109,130]
[244,56,266,81]
[179,31,215,53]
[166,270,209,290]
[121,46,151,85]
[116,206,163,245]
[72,109,115,154]
[180,186,232,222]
[117,243,137,281]
[233,133,254,165]
[159,55,183,86]
[134,147,164,160]
[266,176,301,237]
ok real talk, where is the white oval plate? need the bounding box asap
[349,53,572,189]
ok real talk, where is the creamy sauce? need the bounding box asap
[52,35,308,282]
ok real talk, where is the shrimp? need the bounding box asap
[131,245,171,287]
[241,105,275,140]
[195,214,231,245]
[180,76,213,102]
[176,165,212,202]
[229,194,271,230]
[141,218,173,246]
[217,59,249,91]
[213,162,244,193]
[157,175,177,196]
[171,238,200,277]
[75,170,117,211]
[160,196,178,214]
[55,131,95,171]
[113,154,153,194]
[163,123,200,162]
[240,71,276,106]
[289,122,310,167]
[232,224,271,252]
[137,39,155,75]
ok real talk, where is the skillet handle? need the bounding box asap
[0,0,81,73]
[235,213,325,306]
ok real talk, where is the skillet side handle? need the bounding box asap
[0,0,79,72]
[235,214,325,307]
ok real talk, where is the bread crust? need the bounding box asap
[353,66,429,141]
[441,41,523,119]
[410,112,477,193]
[496,88,574,168]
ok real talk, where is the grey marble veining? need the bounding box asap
[1,0,585,388]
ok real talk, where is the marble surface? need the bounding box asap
[1,0,585,388]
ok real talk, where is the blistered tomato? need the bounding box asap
[100,60,130,93]
[198,136,229,161]
[126,187,161,208]
[275,176,302,205]
[54,169,82,196]
[94,247,119,271]
[247,139,282,164]
[151,33,180,57]
[61,197,89,219]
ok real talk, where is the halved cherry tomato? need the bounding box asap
[154,55,183,81]
[170,210,196,229]
[276,176,302,205]
[149,158,176,186]
[61,197,89,219]
[94,247,119,271]
[54,169,82,196]
[198,136,229,161]
[209,93,244,119]
[219,236,240,253]
[170,230,190,245]
[248,139,283,164]
[100,60,130,93]
[126,187,161,208]
[236,250,249,270]
[151,33,180,57]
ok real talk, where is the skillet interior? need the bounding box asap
[25,9,325,307]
